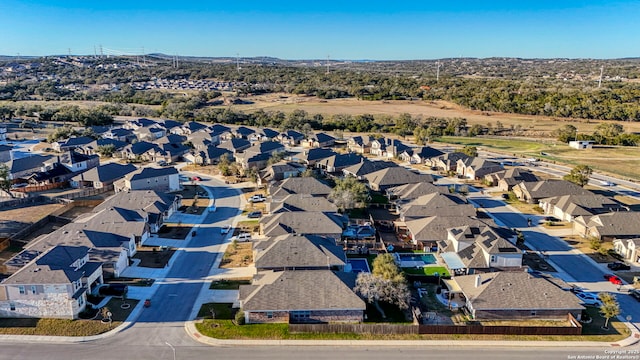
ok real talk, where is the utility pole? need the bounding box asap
[436,61,442,82]
[99,45,104,58]
[68,48,71,57]
[326,55,330,75]
[598,65,604,88]
[236,53,240,73]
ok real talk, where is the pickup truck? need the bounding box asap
[249,195,266,203]
[231,233,252,242]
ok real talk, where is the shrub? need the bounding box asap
[590,237,602,251]
[234,310,246,325]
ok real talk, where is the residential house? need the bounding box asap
[316,153,364,173]
[253,234,346,271]
[512,180,591,204]
[171,121,207,135]
[267,194,338,214]
[539,194,625,222]
[279,129,305,146]
[386,182,447,203]
[123,118,158,130]
[52,136,94,152]
[342,160,397,180]
[399,146,444,164]
[158,119,183,134]
[70,163,138,189]
[144,142,191,164]
[0,144,12,162]
[456,157,503,180]
[218,138,251,154]
[238,270,365,324]
[184,146,232,166]
[188,131,216,150]
[268,177,332,201]
[569,140,594,150]
[134,124,166,141]
[6,154,53,180]
[405,216,495,250]
[302,132,336,148]
[208,124,233,142]
[573,212,640,241]
[114,167,180,193]
[370,138,410,159]
[445,272,584,321]
[258,161,305,185]
[44,151,100,175]
[259,212,345,240]
[485,168,539,191]
[78,138,127,157]
[347,136,374,154]
[0,245,103,319]
[438,226,521,275]
[426,152,470,172]
[233,126,256,139]
[296,148,337,167]
[101,128,136,143]
[613,238,640,264]
[0,125,7,141]
[120,141,157,161]
[363,167,434,192]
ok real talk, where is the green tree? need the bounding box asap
[328,176,369,212]
[354,254,410,318]
[553,124,577,143]
[0,164,12,198]
[96,144,116,158]
[563,165,593,187]
[459,146,478,157]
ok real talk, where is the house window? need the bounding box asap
[31,285,37,294]
[490,255,497,263]
[267,312,273,319]
[9,302,15,311]
[18,286,25,295]
[291,311,311,320]
[530,311,537,316]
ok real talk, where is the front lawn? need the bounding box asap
[580,306,630,341]
[197,303,235,319]
[133,246,176,268]
[210,278,251,290]
[364,301,410,323]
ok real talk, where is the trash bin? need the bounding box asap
[192,231,196,236]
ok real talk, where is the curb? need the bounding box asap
[184,321,640,348]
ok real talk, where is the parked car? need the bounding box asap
[231,232,252,242]
[607,262,631,271]
[249,195,266,203]
[575,292,602,306]
[179,175,191,182]
[629,289,640,302]
[221,225,232,234]
[98,284,128,297]
[247,211,262,218]
[192,176,202,181]
[604,274,623,285]
[600,180,616,187]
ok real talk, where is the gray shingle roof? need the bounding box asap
[517,180,591,200]
[71,163,138,183]
[343,160,397,177]
[261,212,344,237]
[240,270,365,312]
[7,154,52,174]
[406,216,494,242]
[253,234,345,269]
[269,177,332,198]
[270,194,338,213]
[364,167,434,187]
[586,212,640,237]
[125,167,178,181]
[453,272,584,311]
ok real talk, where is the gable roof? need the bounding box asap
[235,126,256,136]
[348,135,374,146]
[517,180,591,199]
[364,167,434,187]
[259,128,280,139]
[299,148,338,163]
[7,154,52,174]
[406,216,494,241]
[281,129,304,140]
[253,234,345,269]
[218,138,251,151]
[269,177,332,198]
[543,194,623,217]
[585,212,640,237]
[261,212,344,237]
[343,160,397,177]
[319,153,364,170]
[412,146,445,159]
[401,203,477,220]
[124,167,178,182]
[71,163,138,183]
[453,272,583,311]
[244,141,285,155]
[311,132,336,144]
[240,270,365,312]
[386,182,447,200]
[183,121,207,132]
[270,194,338,213]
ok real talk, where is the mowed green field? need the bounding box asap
[437,136,640,180]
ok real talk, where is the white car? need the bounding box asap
[575,292,602,306]
[231,233,251,242]
[249,195,266,203]
[221,225,232,234]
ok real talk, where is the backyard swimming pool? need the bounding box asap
[397,253,437,264]
[347,258,371,273]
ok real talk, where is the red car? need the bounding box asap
[192,176,202,181]
[604,274,623,285]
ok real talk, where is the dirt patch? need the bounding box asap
[157,224,193,240]
[220,242,253,268]
[236,221,260,234]
[0,203,64,226]
[133,246,176,268]
[562,235,617,263]
[522,251,557,272]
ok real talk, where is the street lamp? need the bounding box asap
[165,341,176,360]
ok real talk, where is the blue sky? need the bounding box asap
[1,1,638,59]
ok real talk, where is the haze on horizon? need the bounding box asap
[1,0,638,60]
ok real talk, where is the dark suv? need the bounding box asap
[608,262,631,271]
[98,284,128,297]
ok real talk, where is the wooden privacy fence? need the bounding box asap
[290,323,418,335]
[290,314,581,336]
